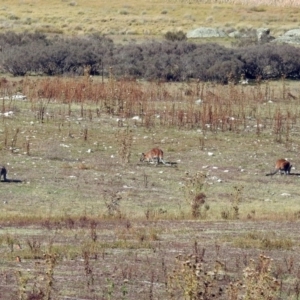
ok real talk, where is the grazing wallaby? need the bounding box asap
[266,159,292,176]
[140,148,165,165]
[0,166,7,181]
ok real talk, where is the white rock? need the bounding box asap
[12,93,27,100]
[132,116,141,120]
[239,79,249,85]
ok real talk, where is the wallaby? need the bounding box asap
[140,148,165,165]
[266,159,292,176]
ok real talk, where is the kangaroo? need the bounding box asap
[140,148,165,165]
[266,159,292,176]
[0,166,7,181]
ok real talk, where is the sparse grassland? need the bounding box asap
[0,76,300,298]
[0,0,300,41]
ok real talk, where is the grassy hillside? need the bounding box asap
[1,0,300,42]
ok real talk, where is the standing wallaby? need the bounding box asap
[0,166,7,181]
[266,159,292,176]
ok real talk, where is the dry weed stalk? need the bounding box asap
[242,254,281,299]
[182,172,208,219]
[82,249,94,290]
[25,139,30,156]
[5,234,13,253]
[11,127,20,153]
[16,271,30,300]
[168,252,281,300]
[15,251,58,300]
[273,109,284,142]
[26,238,41,256]
[221,186,243,220]
[168,252,226,299]
[143,171,148,188]
[116,127,133,164]
[104,191,122,218]
[43,253,58,300]
[90,220,97,243]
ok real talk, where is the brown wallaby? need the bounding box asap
[266,159,292,176]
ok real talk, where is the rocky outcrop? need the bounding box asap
[187,26,300,45]
[273,29,300,45]
[187,27,226,38]
[228,28,274,43]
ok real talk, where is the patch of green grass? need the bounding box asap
[225,230,294,250]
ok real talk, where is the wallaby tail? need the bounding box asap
[160,158,166,165]
[266,169,279,176]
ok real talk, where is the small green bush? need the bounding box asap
[164,31,187,41]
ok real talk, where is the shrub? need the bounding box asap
[164,31,187,41]
[0,32,114,76]
[1,32,300,81]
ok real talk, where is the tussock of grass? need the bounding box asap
[225,231,294,250]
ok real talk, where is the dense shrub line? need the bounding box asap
[0,31,300,82]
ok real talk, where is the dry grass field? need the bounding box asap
[0,0,300,42]
[1,1,300,299]
[0,76,300,299]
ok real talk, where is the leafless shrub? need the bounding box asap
[241,254,281,299]
[182,172,208,219]
[116,128,133,164]
[191,193,208,219]
[221,186,243,220]
[15,252,58,300]
[169,251,281,300]
[168,252,226,299]
[90,220,97,243]
[104,191,123,218]
[26,239,42,256]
